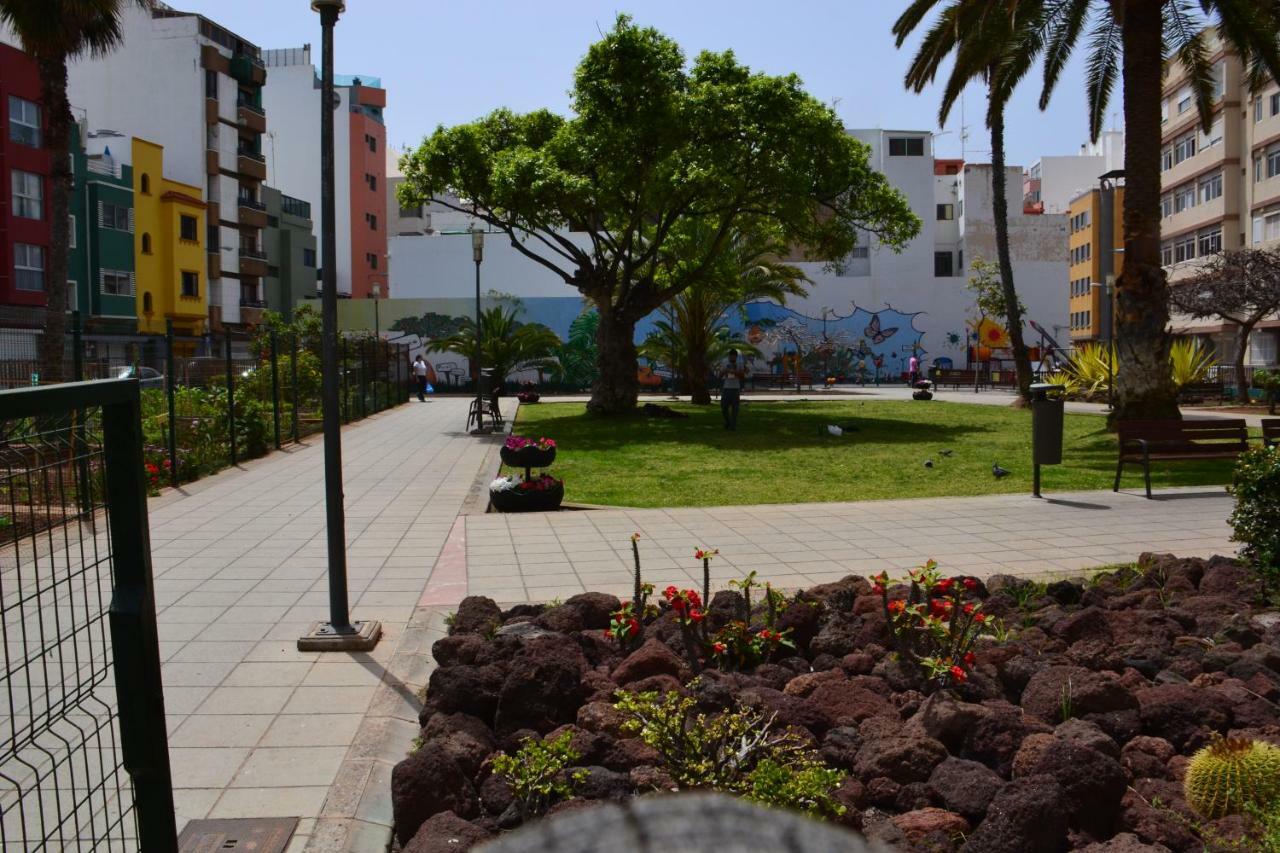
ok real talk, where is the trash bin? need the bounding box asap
[1030,382,1065,466]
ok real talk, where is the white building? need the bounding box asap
[64,2,271,329]
[261,46,388,300]
[1024,131,1124,214]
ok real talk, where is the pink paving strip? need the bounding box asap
[419,515,469,606]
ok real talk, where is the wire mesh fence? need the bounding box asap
[1,380,177,851]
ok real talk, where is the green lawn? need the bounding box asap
[507,400,1245,507]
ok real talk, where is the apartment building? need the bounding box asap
[262,46,388,301]
[1,42,50,317]
[1066,175,1124,344]
[65,2,271,331]
[68,129,136,333]
[261,186,318,321]
[1024,132,1124,215]
[1160,31,1280,370]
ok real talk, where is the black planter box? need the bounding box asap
[490,481,564,513]
[500,444,556,470]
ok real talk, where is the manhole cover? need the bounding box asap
[178,817,298,853]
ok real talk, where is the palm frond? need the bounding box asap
[1211,0,1280,95]
[1084,14,1122,141]
[892,0,951,47]
[1038,0,1092,109]
[1164,1,1216,134]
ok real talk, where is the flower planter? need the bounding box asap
[912,390,933,401]
[489,480,564,513]
[500,444,556,470]
[517,391,541,404]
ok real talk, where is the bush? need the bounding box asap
[1229,446,1280,599]
[613,685,845,818]
[491,731,586,820]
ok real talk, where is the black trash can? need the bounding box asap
[1030,382,1065,465]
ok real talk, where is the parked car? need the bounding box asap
[117,366,166,389]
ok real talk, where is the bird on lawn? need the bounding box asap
[924,459,934,468]
[939,449,953,458]
[992,463,1011,479]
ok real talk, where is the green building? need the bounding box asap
[262,186,317,321]
[69,128,137,333]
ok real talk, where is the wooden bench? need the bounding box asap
[1114,418,1249,498]
[1178,381,1225,403]
[1263,418,1280,449]
[750,373,812,390]
[931,369,980,389]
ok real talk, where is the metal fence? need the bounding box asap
[0,379,177,851]
[2,313,413,489]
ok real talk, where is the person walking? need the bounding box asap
[413,354,430,402]
[719,349,745,431]
[908,353,920,387]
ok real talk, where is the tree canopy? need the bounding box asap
[398,14,919,414]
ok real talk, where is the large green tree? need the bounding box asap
[894,0,1039,402]
[903,0,1280,421]
[398,15,919,415]
[646,221,808,404]
[1,0,151,382]
[426,305,560,396]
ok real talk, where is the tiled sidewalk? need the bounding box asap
[462,487,1236,605]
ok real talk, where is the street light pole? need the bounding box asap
[372,282,381,334]
[300,0,379,652]
[469,226,485,433]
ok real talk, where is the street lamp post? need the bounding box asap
[299,0,379,652]
[1092,279,1116,411]
[371,282,381,333]
[468,226,486,433]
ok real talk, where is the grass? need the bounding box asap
[508,400,1247,508]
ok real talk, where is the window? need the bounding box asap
[933,251,954,277]
[367,213,377,231]
[1161,240,1174,266]
[936,203,954,221]
[399,204,423,219]
[69,215,76,248]
[1272,93,1280,117]
[100,201,129,231]
[1257,155,1265,183]
[100,270,133,296]
[1212,63,1226,99]
[1254,214,1264,244]
[1257,98,1265,123]
[181,271,199,297]
[1173,234,1196,263]
[1177,93,1192,114]
[1199,172,1223,203]
[14,243,44,291]
[1174,184,1196,213]
[180,214,199,242]
[1160,193,1174,218]
[1200,117,1223,150]
[366,252,378,269]
[141,233,153,254]
[67,281,78,311]
[302,247,316,267]
[1161,145,1174,171]
[365,133,377,153]
[11,169,42,219]
[1173,132,1196,165]
[1198,226,1222,257]
[888,136,925,156]
[1268,145,1280,180]
[8,96,40,147]
[140,173,151,194]
[205,69,218,99]
[366,173,378,191]
[143,292,153,313]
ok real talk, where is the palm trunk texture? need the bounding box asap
[988,97,1033,402]
[37,54,72,383]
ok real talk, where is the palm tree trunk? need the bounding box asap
[1115,0,1180,422]
[988,92,1033,403]
[37,54,72,383]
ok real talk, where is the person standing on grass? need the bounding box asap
[413,354,430,401]
[719,349,745,431]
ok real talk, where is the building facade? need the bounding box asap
[1024,132,1124,215]
[65,2,269,331]
[131,138,206,337]
[1066,177,1124,344]
[69,128,136,332]
[1,42,51,315]
[262,186,317,320]
[262,46,388,299]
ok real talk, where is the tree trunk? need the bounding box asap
[588,305,639,415]
[687,344,710,405]
[1114,1,1180,422]
[1231,321,1255,403]
[37,54,72,383]
[988,93,1033,403]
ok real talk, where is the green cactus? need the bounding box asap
[1184,738,1280,819]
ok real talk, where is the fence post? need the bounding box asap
[73,310,93,511]
[341,336,349,423]
[359,337,368,419]
[226,328,236,466]
[102,384,179,852]
[166,319,178,487]
[270,329,281,450]
[72,310,83,382]
[291,332,300,443]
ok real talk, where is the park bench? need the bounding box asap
[1178,381,1225,403]
[1114,418,1249,499]
[1263,418,1280,449]
[930,369,981,389]
[750,373,811,390]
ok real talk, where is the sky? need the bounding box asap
[179,0,1117,169]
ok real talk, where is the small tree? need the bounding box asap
[1171,249,1280,401]
[426,305,560,396]
[966,257,1027,389]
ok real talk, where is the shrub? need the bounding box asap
[1228,446,1280,600]
[1169,338,1217,389]
[870,559,992,690]
[1184,738,1280,819]
[613,686,845,818]
[490,731,586,820]
[1256,368,1280,414]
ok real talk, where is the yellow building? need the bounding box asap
[133,138,207,337]
[1066,174,1124,344]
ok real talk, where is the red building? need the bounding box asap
[1,42,51,311]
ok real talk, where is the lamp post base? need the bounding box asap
[297,620,382,652]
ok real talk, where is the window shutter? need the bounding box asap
[97,201,104,228]
[127,208,135,233]
[98,269,105,293]
[129,272,136,296]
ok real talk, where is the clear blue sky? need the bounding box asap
[183,0,1115,169]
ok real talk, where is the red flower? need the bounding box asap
[627,618,640,636]
[963,651,976,667]
[688,608,704,623]
[663,585,679,600]
[962,577,978,591]
[713,642,727,654]
[973,612,986,623]
[934,578,954,594]
[687,590,702,609]
[950,665,967,684]
[887,600,905,615]
[145,463,159,474]
[871,584,884,595]
[963,602,975,615]
[671,597,686,612]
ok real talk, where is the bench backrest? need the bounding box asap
[1262,418,1280,445]
[1117,418,1249,451]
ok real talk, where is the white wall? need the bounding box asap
[1035,156,1107,214]
[390,231,589,299]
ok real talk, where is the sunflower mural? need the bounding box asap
[974,317,1011,349]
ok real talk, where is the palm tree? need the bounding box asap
[647,223,808,405]
[0,0,152,382]
[900,0,1280,421]
[427,305,560,396]
[894,1,1040,403]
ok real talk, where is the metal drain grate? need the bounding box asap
[178,817,299,853]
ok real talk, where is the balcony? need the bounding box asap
[281,194,311,221]
[206,149,219,177]
[237,150,266,181]
[237,101,266,134]
[238,198,268,228]
[239,245,267,260]
[236,96,264,116]
[239,246,269,277]
[230,53,266,86]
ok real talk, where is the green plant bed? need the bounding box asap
[509,400,1252,507]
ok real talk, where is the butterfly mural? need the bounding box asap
[864,315,899,345]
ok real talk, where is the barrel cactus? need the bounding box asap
[1184,738,1280,819]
